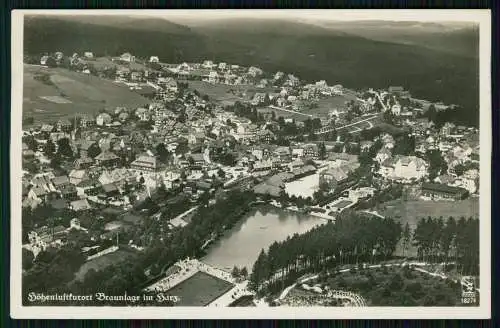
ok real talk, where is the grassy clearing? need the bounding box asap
[188,81,275,106]
[377,198,479,257]
[304,94,358,118]
[73,249,138,282]
[165,271,234,306]
[23,64,150,123]
[379,198,479,230]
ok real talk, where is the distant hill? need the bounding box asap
[24,16,207,62]
[23,16,479,126]
[306,20,479,58]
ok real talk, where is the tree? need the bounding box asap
[23,136,38,151]
[402,222,412,258]
[318,142,327,160]
[231,266,240,278]
[84,143,100,158]
[383,110,395,125]
[57,138,74,158]
[393,134,415,156]
[50,152,62,169]
[217,168,226,179]
[426,104,437,123]
[345,111,354,123]
[180,170,187,180]
[22,248,34,270]
[43,139,56,157]
[441,217,456,267]
[240,266,248,278]
[426,149,447,180]
[155,143,170,163]
[46,56,57,67]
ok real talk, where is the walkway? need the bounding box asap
[171,206,199,222]
[267,105,315,118]
[314,113,380,135]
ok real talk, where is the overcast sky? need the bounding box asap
[21,9,487,24]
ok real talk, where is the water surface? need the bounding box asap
[202,206,326,272]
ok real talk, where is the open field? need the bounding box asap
[73,248,138,282]
[23,64,150,123]
[188,81,275,106]
[378,198,479,257]
[379,198,479,229]
[165,271,234,306]
[303,93,358,118]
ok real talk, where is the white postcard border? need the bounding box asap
[10,9,492,319]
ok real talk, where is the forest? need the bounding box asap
[412,216,479,276]
[249,211,480,298]
[249,211,402,296]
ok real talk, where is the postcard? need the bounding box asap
[10,9,491,319]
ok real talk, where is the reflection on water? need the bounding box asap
[202,206,325,272]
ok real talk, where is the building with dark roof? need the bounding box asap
[94,151,120,168]
[421,183,469,201]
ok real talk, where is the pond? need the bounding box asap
[202,206,326,272]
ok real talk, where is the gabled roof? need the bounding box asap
[131,155,157,169]
[80,140,96,151]
[69,169,88,179]
[32,176,50,186]
[323,167,348,182]
[189,153,205,162]
[102,183,118,193]
[422,182,468,195]
[61,184,77,194]
[70,199,92,211]
[52,175,69,186]
[30,186,47,197]
[95,151,119,161]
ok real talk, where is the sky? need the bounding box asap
[19,9,488,24]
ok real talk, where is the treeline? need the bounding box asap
[413,216,479,275]
[249,212,402,295]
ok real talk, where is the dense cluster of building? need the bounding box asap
[22,51,479,265]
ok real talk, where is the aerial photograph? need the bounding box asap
[19,11,482,309]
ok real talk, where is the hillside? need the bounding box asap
[24,16,207,62]
[23,64,150,123]
[23,16,479,126]
[308,20,479,58]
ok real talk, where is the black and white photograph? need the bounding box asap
[10,9,491,319]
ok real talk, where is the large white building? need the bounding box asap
[379,155,428,181]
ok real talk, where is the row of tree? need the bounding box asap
[249,212,403,295]
[413,216,479,275]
